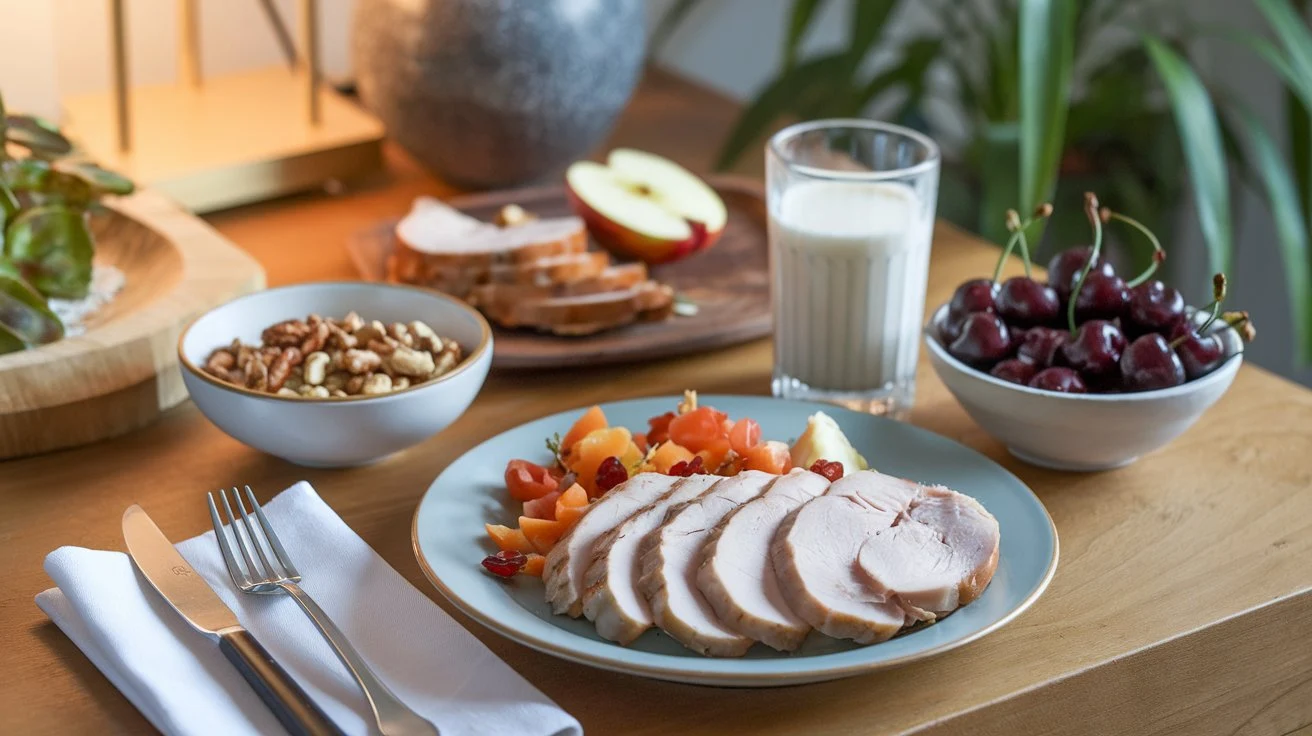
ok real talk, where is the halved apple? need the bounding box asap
[565,149,727,264]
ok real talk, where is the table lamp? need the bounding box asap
[60,0,384,213]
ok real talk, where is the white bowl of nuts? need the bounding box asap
[178,281,492,467]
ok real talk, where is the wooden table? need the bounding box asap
[4,70,1311,736]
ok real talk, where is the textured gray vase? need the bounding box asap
[353,0,645,189]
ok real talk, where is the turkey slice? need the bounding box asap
[856,485,1000,621]
[543,473,680,617]
[696,469,830,651]
[771,472,920,644]
[581,474,721,645]
[637,470,776,657]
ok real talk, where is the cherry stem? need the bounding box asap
[992,206,1051,283]
[1108,211,1166,288]
[1194,274,1228,334]
[1067,192,1103,335]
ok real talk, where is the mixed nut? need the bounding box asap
[202,312,465,398]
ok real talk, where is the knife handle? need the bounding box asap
[219,629,345,736]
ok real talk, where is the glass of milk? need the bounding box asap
[767,120,940,419]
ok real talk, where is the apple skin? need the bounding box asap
[565,184,723,265]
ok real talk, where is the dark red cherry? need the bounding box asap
[1028,367,1087,393]
[1046,247,1116,300]
[1128,280,1185,335]
[1016,326,1068,368]
[948,279,999,321]
[948,313,1012,368]
[1060,319,1127,380]
[997,277,1061,327]
[1073,272,1129,322]
[990,358,1038,385]
[939,315,965,345]
[1170,323,1226,380]
[1120,333,1186,391]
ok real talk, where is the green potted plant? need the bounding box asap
[0,92,134,355]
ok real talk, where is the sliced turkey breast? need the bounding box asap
[638,470,776,657]
[581,474,721,645]
[774,471,1001,643]
[543,473,681,617]
[856,485,1000,621]
[696,470,830,651]
[771,472,920,644]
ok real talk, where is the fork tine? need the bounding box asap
[209,491,252,587]
[245,485,300,580]
[232,487,280,581]
[221,487,265,581]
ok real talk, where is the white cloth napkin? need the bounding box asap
[36,481,581,736]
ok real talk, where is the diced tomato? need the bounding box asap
[561,406,607,455]
[696,436,732,471]
[522,491,561,520]
[728,418,761,456]
[633,432,649,454]
[668,407,729,453]
[743,440,793,474]
[647,411,676,445]
[505,459,559,501]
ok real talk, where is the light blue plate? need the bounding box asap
[412,395,1058,686]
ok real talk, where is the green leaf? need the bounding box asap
[847,0,899,65]
[715,53,850,171]
[1018,0,1077,213]
[0,261,64,347]
[52,160,134,196]
[1289,89,1312,234]
[4,114,72,155]
[4,205,95,299]
[980,122,1021,246]
[1255,0,1312,91]
[1235,108,1312,361]
[783,0,830,70]
[1143,36,1233,275]
[848,38,942,115]
[649,0,707,57]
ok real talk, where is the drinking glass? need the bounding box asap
[767,119,941,419]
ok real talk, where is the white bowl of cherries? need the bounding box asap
[925,194,1254,472]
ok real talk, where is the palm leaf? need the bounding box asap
[1143,36,1234,275]
[1289,90,1312,233]
[783,0,830,70]
[1235,108,1312,361]
[847,0,900,65]
[1255,0,1312,86]
[1018,0,1076,212]
[715,53,850,171]
[848,38,942,116]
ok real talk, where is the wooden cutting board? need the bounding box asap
[347,176,772,369]
[0,190,264,459]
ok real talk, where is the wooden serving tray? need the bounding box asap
[0,190,264,459]
[347,176,772,369]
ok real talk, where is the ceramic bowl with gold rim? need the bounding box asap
[178,281,492,467]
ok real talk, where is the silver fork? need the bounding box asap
[209,486,439,736]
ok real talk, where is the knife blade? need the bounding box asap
[123,505,344,736]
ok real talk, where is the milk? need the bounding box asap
[769,180,932,395]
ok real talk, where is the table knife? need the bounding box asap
[122,505,345,736]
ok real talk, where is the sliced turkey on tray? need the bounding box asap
[773,470,1001,644]
[638,470,777,657]
[696,469,829,652]
[544,473,681,617]
[581,474,721,645]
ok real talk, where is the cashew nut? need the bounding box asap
[387,346,435,377]
[303,351,331,385]
[362,373,393,395]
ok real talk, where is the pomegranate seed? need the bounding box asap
[809,459,844,482]
[595,456,628,492]
[668,455,706,477]
[481,550,527,578]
